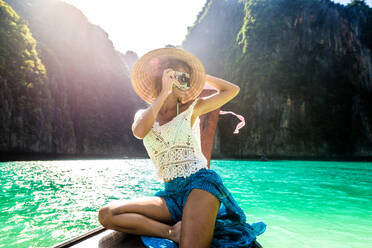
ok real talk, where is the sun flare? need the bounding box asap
[61,0,207,56]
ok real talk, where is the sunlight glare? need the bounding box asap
[61,0,207,56]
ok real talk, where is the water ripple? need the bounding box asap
[1,159,371,248]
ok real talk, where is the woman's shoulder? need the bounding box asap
[134,108,146,122]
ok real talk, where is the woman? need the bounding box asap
[98,47,266,247]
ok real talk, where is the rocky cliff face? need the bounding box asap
[2,0,371,159]
[2,0,145,157]
[183,0,372,158]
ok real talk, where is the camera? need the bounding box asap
[173,71,190,90]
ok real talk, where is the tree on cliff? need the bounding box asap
[0,0,52,152]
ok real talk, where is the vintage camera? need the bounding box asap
[173,71,190,90]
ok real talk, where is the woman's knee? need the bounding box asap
[98,203,127,228]
[98,205,112,227]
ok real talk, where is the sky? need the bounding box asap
[62,0,372,57]
[62,0,207,57]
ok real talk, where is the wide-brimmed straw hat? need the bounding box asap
[130,47,206,104]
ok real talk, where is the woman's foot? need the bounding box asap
[169,221,182,243]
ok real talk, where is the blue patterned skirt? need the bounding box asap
[141,168,266,247]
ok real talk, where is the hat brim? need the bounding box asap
[130,47,206,104]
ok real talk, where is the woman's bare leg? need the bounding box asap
[98,196,180,242]
[180,189,220,248]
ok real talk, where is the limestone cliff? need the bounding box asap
[2,0,371,159]
[2,0,145,157]
[183,0,372,158]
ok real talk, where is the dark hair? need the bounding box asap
[154,58,192,96]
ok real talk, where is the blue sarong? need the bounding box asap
[141,168,266,247]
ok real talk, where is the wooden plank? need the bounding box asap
[53,228,263,248]
[52,228,145,248]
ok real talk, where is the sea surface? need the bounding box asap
[0,159,371,248]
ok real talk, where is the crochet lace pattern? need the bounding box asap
[139,99,208,181]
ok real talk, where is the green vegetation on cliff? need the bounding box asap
[0,0,52,152]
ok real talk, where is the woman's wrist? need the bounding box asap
[158,89,170,99]
[204,74,239,92]
[205,74,213,82]
[205,74,220,85]
[205,74,222,90]
[204,74,216,88]
[150,90,168,115]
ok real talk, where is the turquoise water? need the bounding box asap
[0,159,371,248]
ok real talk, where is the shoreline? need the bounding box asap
[1,151,371,162]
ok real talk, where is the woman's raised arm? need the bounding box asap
[193,74,240,118]
[131,92,166,139]
[132,69,174,139]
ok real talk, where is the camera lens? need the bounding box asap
[180,75,186,83]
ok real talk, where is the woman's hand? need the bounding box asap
[161,68,176,95]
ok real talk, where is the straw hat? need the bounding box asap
[130,47,206,104]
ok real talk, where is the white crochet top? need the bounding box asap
[136,99,208,181]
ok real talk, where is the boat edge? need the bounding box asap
[51,226,106,248]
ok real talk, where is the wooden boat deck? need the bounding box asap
[52,227,146,248]
[52,226,263,247]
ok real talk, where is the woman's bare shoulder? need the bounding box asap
[134,109,147,122]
